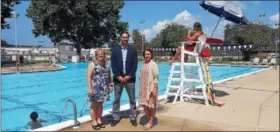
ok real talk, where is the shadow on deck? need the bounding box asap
[60,105,223,131]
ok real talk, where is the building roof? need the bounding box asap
[59,39,74,45]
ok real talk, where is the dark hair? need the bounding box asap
[30,112,38,122]
[122,32,130,37]
[193,22,202,32]
[142,48,153,59]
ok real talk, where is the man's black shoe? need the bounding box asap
[130,119,137,126]
[111,120,119,127]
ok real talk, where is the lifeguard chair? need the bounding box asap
[165,35,213,105]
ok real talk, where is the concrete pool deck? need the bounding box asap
[60,66,279,131]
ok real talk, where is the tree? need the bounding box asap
[150,23,190,48]
[107,21,129,47]
[26,0,127,55]
[116,22,129,39]
[224,23,276,61]
[271,27,280,45]
[1,39,9,47]
[1,0,20,29]
[150,34,161,48]
[132,29,145,53]
[224,23,274,45]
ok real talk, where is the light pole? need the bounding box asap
[12,11,18,49]
[12,11,19,70]
[12,11,18,53]
[258,13,265,25]
[258,13,265,54]
[140,20,145,53]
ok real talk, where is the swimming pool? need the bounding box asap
[1,62,265,131]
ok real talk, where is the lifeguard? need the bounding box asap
[169,22,210,63]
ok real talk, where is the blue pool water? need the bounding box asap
[1,62,264,131]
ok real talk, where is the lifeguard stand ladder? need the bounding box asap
[165,35,209,105]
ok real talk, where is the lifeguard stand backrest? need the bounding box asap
[196,34,208,54]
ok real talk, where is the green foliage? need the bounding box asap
[1,0,20,29]
[150,23,190,48]
[116,22,129,39]
[224,23,276,45]
[107,21,129,47]
[1,39,9,47]
[271,27,280,45]
[224,23,279,61]
[150,34,161,48]
[132,29,145,52]
[26,0,127,55]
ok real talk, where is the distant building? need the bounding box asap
[57,40,76,61]
[57,40,112,61]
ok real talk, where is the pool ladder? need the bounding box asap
[59,99,80,129]
[79,98,89,117]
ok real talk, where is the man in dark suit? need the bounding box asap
[110,32,138,126]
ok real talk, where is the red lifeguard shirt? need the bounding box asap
[183,31,203,52]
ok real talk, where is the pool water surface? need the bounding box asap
[1,62,265,131]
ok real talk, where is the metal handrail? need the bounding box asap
[79,98,89,117]
[59,99,80,129]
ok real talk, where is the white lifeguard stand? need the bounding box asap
[165,35,210,105]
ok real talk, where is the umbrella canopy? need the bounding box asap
[206,38,224,45]
[200,1,249,25]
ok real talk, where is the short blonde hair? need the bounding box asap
[94,49,106,61]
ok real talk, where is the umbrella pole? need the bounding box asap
[210,16,223,38]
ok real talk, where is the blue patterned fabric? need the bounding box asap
[90,61,110,103]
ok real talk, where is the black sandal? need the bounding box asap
[92,124,100,130]
[98,123,106,128]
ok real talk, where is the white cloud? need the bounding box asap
[142,10,197,42]
[270,13,279,22]
[4,18,14,24]
[142,5,246,42]
[143,20,169,41]
[172,10,196,27]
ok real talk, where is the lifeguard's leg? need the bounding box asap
[169,46,182,63]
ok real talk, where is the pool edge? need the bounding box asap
[30,95,167,131]
[30,67,271,131]
[1,64,67,75]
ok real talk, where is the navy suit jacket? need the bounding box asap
[111,45,138,83]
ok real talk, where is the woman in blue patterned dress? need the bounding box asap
[87,49,113,130]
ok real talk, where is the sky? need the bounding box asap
[1,1,279,47]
